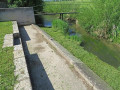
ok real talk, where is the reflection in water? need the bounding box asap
[68,29,76,36]
[76,25,120,68]
[37,15,120,69]
[43,18,52,27]
[36,15,54,27]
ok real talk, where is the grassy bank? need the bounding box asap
[52,19,69,33]
[41,26,120,90]
[43,0,120,43]
[0,22,15,89]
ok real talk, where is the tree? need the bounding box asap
[8,0,43,11]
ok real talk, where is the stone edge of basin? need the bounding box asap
[32,24,113,90]
[12,21,20,38]
[13,21,32,90]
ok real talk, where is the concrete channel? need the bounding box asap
[19,25,89,90]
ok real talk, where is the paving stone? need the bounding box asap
[4,34,13,40]
[14,79,32,90]
[2,34,13,48]
[13,21,19,32]
[14,57,27,71]
[14,50,24,59]
[4,39,13,44]
[14,45,23,51]
[12,21,20,38]
[13,46,32,89]
[14,65,30,81]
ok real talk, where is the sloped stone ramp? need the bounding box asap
[19,25,89,90]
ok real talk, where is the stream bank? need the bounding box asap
[36,15,120,70]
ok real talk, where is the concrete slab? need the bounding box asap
[12,21,20,38]
[12,21,32,90]
[13,50,24,59]
[14,45,23,51]
[14,65,30,81]
[4,34,13,40]
[2,34,13,48]
[13,44,32,90]
[3,39,13,46]
[14,57,27,72]
[14,79,32,90]
[0,7,35,26]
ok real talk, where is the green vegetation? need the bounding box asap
[0,22,15,89]
[52,19,81,41]
[8,0,43,11]
[42,1,120,89]
[43,0,120,43]
[43,1,86,16]
[41,27,120,90]
[52,19,69,33]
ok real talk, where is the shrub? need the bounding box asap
[52,19,69,33]
[78,0,120,40]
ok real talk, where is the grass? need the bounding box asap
[43,0,120,43]
[41,27,120,90]
[0,21,15,89]
[52,19,69,33]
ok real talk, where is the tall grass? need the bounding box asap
[52,19,82,42]
[52,19,69,33]
[43,1,87,13]
[78,0,120,39]
[43,0,120,42]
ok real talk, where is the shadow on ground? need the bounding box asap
[19,26,54,90]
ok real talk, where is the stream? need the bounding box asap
[35,15,120,70]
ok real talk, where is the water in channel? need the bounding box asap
[35,15,120,70]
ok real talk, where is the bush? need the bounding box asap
[52,19,69,33]
[78,0,120,40]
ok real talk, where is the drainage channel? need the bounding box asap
[19,25,89,90]
[19,26,54,90]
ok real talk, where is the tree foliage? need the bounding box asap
[8,0,43,11]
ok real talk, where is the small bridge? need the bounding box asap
[33,2,88,20]
[35,12,78,20]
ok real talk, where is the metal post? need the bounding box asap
[60,13,61,19]
[62,13,63,20]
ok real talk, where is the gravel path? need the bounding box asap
[19,25,88,90]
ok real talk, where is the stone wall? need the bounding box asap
[0,7,35,26]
